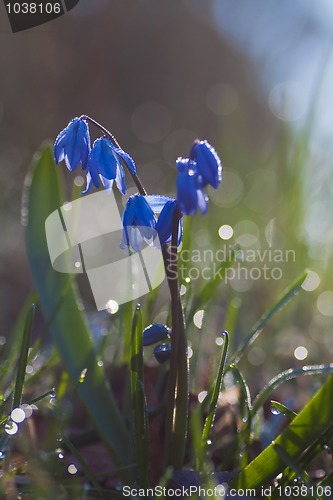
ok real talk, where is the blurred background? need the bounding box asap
[0,0,333,404]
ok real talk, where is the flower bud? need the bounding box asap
[142,323,170,346]
[154,343,172,364]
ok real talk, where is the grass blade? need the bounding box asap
[272,443,319,493]
[251,363,333,416]
[230,271,308,364]
[130,305,149,487]
[231,374,333,490]
[271,401,297,421]
[12,304,35,409]
[201,331,229,456]
[25,145,129,473]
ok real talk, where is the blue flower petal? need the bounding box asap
[88,138,117,180]
[54,118,90,172]
[154,343,171,364]
[145,195,175,214]
[177,170,199,216]
[197,188,208,215]
[81,171,93,194]
[156,200,177,246]
[114,147,136,174]
[54,129,67,164]
[192,140,222,189]
[115,163,126,195]
[121,195,156,251]
[143,323,170,346]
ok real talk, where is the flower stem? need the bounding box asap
[80,115,147,196]
[82,116,189,468]
[163,206,189,469]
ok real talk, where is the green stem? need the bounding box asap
[163,206,189,469]
[82,116,189,468]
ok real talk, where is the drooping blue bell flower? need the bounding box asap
[120,194,156,252]
[146,195,182,247]
[82,137,136,195]
[142,323,170,346]
[176,158,208,216]
[154,343,172,364]
[121,194,182,252]
[190,139,222,189]
[54,117,90,171]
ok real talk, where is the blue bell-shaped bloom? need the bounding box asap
[120,194,156,252]
[83,137,128,195]
[54,117,90,171]
[142,323,170,346]
[176,158,208,216]
[154,343,172,364]
[145,195,182,247]
[190,139,222,189]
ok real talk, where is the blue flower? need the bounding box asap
[190,140,222,189]
[146,195,182,247]
[176,158,208,216]
[54,117,90,171]
[121,194,182,252]
[154,343,171,364]
[142,323,170,346]
[83,137,136,195]
[120,195,156,252]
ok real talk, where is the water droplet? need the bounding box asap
[271,407,280,416]
[0,451,5,460]
[11,408,26,424]
[56,433,63,442]
[79,368,87,383]
[21,404,33,418]
[198,391,208,403]
[4,421,18,435]
[68,464,78,475]
[193,310,204,329]
[97,360,104,367]
[106,300,119,314]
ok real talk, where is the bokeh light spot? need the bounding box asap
[218,224,233,240]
